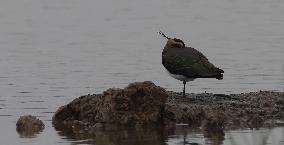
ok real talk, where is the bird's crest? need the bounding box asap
[158,31,170,39]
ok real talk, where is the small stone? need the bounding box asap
[16,115,45,137]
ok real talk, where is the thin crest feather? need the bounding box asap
[158,31,170,39]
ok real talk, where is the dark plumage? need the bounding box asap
[159,31,224,97]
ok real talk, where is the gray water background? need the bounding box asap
[0,0,283,144]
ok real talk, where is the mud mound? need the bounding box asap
[52,81,170,130]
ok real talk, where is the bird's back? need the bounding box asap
[162,46,224,79]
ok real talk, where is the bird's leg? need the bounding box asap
[183,81,186,97]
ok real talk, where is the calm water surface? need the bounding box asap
[0,0,283,144]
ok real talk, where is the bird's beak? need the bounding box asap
[158,31,170,40]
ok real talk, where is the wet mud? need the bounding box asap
[52,81,284,134]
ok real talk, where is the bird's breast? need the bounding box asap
[168,71,196,82]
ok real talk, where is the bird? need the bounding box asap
[159,31,224,97]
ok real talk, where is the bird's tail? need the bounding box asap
[216,68,224,80]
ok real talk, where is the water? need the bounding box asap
[0,0,283,144]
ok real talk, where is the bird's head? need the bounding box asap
[166,38,185,48]
[158,31,186,48]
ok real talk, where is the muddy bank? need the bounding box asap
[52,81,284,131]
[166,91,284,129]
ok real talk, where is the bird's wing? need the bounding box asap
[162,47,223,78]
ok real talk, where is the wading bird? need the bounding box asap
[159,31,224,97]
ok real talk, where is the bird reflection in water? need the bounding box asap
[169,125,224,145]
